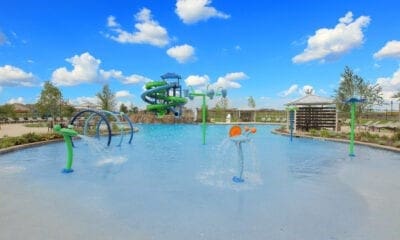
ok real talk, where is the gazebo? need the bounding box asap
[286,94,338,132]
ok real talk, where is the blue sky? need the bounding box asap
[1,0,400,110]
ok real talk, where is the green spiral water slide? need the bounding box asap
[141,80,187,117]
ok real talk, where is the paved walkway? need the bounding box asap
[0,123,51,138]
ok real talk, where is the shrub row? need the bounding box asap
[277,126,400,149]
[0,132,62,149]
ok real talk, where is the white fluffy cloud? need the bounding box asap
[185,75,209,86]
[375,66,400,100]
[279,84,315,97]
[212,72,248,89]
[106,8,169,47]
[52,52,106,86]
[292,12,370,63]
[115,90,133,98]
[374,40,400,59]
[166,44,196,63]
[70,96,99,107]
[175,0,230,24]
[7,97,25,104]
[107,16,120,28]
[279,84,298,97]
[301,85,315,95]
[122,74,152,84]
[51,52,148,86]
[0,65,36,87]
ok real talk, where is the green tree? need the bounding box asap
[0,104,16,119]
[61,102,76,117]
[334,66,383,113]
[393,92,400,100]
[214,97,229,122]
[36,81,62,118]
[119,103,128,113]
[215,97,229,110]
[129,103,139,113]
[96,84,116,111]
[248,96,256,108]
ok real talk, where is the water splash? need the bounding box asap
[77,134,128,169]
[0,165,25,174]
[197,137,262,190]
[78,134,107,155]
[96,156,127,166]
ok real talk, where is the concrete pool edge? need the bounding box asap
[0,139,64,155]
[272,129,400,153]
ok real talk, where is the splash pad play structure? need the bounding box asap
[70,109,135,146]
[141,73,187,117]
[184,85,227,144]
[53,109,135,173]
[229,125,257,183]
[2,124,400,239]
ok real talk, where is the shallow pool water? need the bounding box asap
[1,124,399,240]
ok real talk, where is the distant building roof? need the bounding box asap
[286,94,334,106]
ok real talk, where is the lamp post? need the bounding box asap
[184,86,227,145]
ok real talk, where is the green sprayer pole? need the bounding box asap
[202,95,206,145]
[64,135,74,171]
[349,102,356,156]
[54,124,78,173]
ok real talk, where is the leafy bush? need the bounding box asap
[392,131,400,141]
[319,129,331,138]
[393,141,400,148]
[276,125,286,132]
[309,129,318,136]
[0,133,62,149]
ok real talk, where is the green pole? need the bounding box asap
[54,124,78,173]
[202,95,206,145]
[64,135,74,171]
[349,102,356,156]
[188,88,226,145]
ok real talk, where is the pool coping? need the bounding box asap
[0,139,64,155]
[271,129,400,153]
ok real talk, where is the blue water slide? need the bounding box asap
[141,82,174,104]
[141,81,186,116]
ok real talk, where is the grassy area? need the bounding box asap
[24,122,49,128]
[0,132,62,149]
[276,126,400,148]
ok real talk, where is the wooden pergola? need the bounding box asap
[286,94,338,132]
